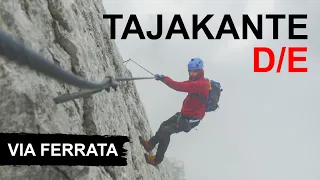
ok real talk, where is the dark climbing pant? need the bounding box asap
[148,112,200,163]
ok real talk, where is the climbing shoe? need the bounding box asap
[139,136,151,152]
[144,153,159,167]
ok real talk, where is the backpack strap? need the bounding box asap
[189,79,211,104]
[190,93,208,104]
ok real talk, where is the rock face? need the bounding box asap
[0,0,184,179]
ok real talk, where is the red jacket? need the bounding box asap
[162,69,209,120]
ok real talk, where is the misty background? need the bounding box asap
[102,0,319,180]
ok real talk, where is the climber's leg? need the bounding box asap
[154,115,201,164]
[154,124,181,164]
[147,112,181,150]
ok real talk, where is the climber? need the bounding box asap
[139,58,210,167]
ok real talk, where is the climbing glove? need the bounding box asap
[154,74,165,81]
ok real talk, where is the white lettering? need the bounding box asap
[75,143,85,156]
[41,143,50,156]
[24,143,36,156]
[106,143,118,156]
[62,143,73,156]
[38,143,119,157]
[51,143,61,156]
[86,143,98,156]
[20,143,23,155]
[7,143,19,156]
[97,143,108,156]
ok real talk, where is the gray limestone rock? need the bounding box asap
[0,0,185,179]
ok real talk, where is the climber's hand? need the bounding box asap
[154,74,165,81]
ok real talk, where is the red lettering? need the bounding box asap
[254,46,307,73]
[254,47,275,72]
[288,47,307,72]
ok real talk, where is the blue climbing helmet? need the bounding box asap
[188,58,204,71]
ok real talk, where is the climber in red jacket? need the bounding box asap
[139,58,209,167]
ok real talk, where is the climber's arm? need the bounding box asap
[162,76,205,94]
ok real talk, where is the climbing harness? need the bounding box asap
[0,30,155,104]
